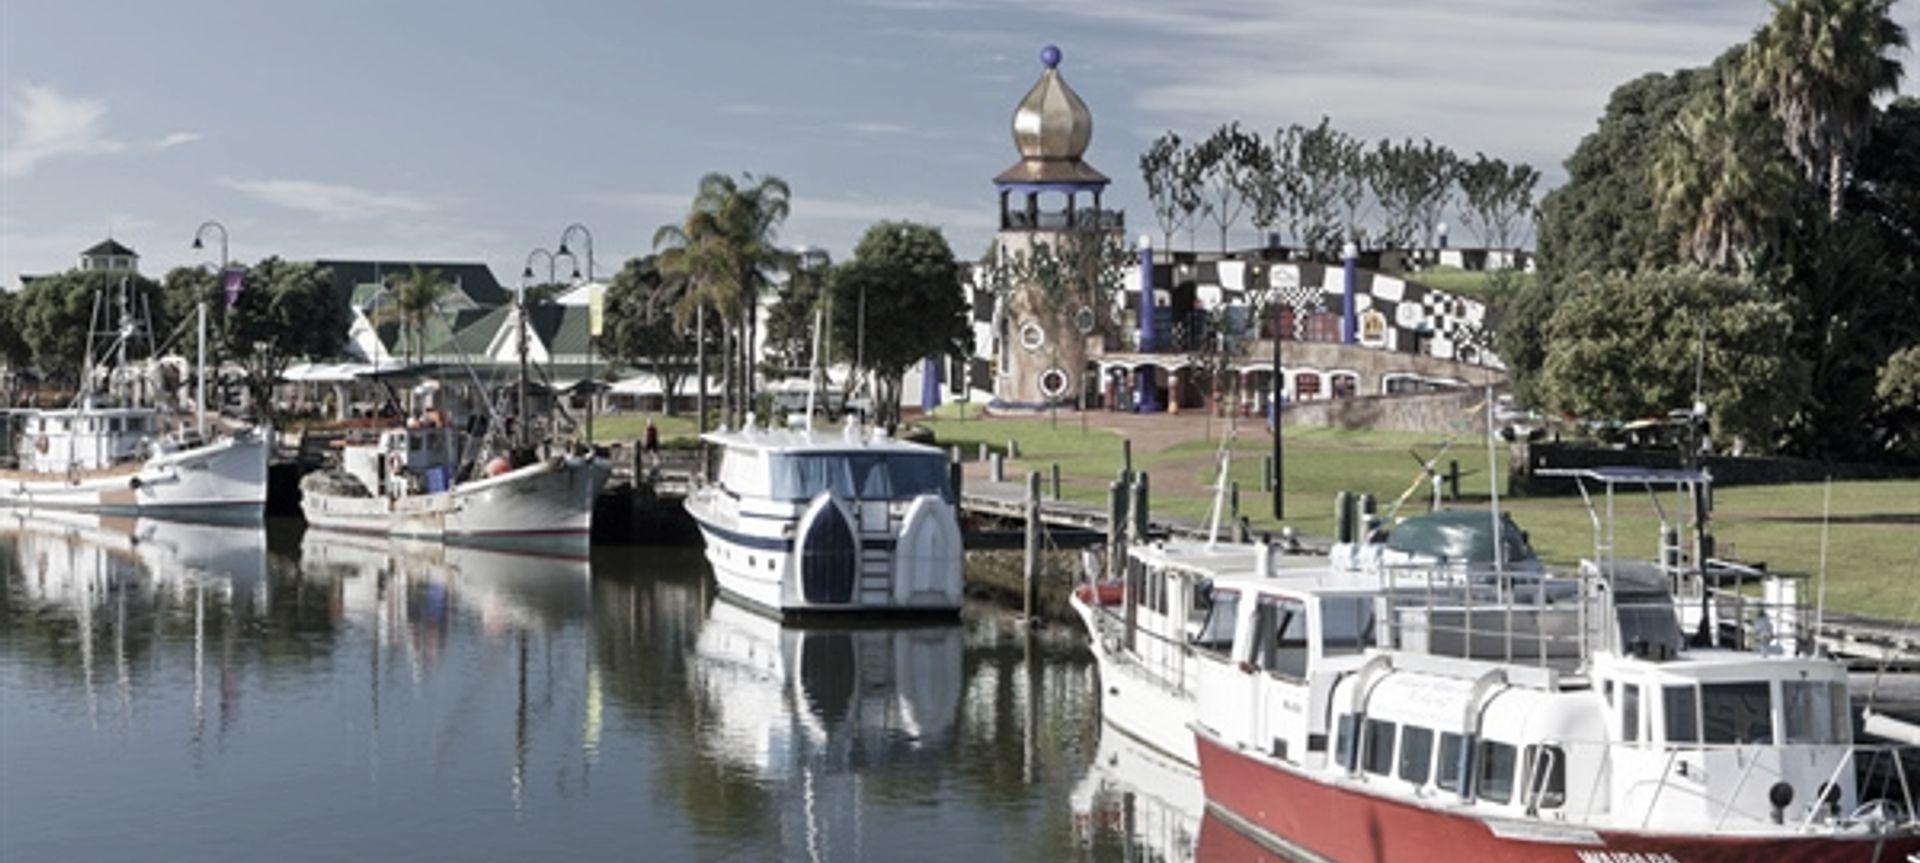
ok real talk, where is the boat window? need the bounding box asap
[1701,682,1772,744]
[109,417,122,432]
[1523,744,1567,810]
[1251,596,1310,680]
[1622,684,1641,742]
[1363,719,1397,776]
[768,453,950,502]
[1437,732,1466,794]
[1476,740,1518,804]
[1783,681,1847,744]
[1188,579,1214,631]
[410,435,423,451]
[1319,596,1375,657]
[1663,685,1698,743]
[1192,589,1238,653]
[1399,726,1434,784]
[1336,713,1359,771]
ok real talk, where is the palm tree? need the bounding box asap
[378,265,451,367]
[1743,0,1907,218]
[653,172,792,428]
[1653,85,1798,272]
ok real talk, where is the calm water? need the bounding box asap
[0,515,1260,863]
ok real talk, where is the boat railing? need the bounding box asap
[1082,592,1210,696]
[1540,739,1920,834]
[1375,563,1592,672]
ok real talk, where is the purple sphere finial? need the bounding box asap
[1041,44,1062,69]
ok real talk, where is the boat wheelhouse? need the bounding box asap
[684,422,964,616]
[0,403,268,515]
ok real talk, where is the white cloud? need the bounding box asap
[152,132,202,149]
[0,83,126,177]
[220,178,433,221]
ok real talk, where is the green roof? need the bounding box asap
[318,259,511,311]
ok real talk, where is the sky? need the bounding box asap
[2,0,1914,287]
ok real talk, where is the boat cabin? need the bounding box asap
[8,407,164,472]
[706,427,952,507]
[342,424,462,496]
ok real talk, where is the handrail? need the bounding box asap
[1640,747,1681,830]
[1800,747,1856,833]
[1713,745,1762,831]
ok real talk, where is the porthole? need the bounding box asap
[1039,368,1069,399]
[1019,321,1045,352]
[1073,306,1097,335]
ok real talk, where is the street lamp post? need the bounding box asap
[519,248,575,450]
[558,223,597,444]
[190,221,228,439]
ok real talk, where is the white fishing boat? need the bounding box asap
[0,286,266,516]
[684,419,964,615]
[1186,491,1920,862]
[300,413,610,547]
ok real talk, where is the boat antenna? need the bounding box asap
[804,305,824,432]
[1485,385,1504,578]
[1814,476,1832,639]
[1205,427,1235,548]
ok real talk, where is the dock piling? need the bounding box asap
[1050,463,1062,501]
[1024,471,1042,620]
[989,452,1005,483]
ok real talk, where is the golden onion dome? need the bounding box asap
[995,45,1108,187]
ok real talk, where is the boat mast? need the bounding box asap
[196,300,207,438]
[516,283,528,451]
[804,306,823,431]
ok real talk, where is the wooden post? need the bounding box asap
[1359,492,1377,540]
[1050,463,1062,501]
[1335,491,1353,544]
[1132,471,1151,539]
[989,452,1004,484]
[1230,481,1241,525]
[979,442,990,463]
[1024,470,1042,621]
[1122,439,1133,477]
[1447,459,1461,502]
[1008,438,1020,459]
[948,448,964,502]
[1262,455,1274,492]
[1107,477,1126,591]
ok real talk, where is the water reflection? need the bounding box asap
[2,522,1117,862]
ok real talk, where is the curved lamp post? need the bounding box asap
[518,247,577,449]
[189,221,229,438]
[557,223,597,442]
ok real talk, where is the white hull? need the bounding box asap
[0,431,268,517]
[686,488,964,616]
[302,455,610,548]
[1073,592,1202,768]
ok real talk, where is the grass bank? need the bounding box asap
[918,409,1920,621]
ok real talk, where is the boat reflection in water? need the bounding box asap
[688,595,964,856]
[2,509,267,736]
[1071,724,1204,863]
[298,527,590,634]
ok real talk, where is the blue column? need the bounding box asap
[1342,241,1358,345]
[1136,236,1160,413]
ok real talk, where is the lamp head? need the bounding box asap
[557,241,571,256]
[521,265,535,279]
[191,236,204,250]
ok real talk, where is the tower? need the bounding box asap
[990,44,1119,408]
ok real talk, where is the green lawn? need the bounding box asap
[589,412,703,445]
[1402,266,1534,304]
[916,410,1920,621]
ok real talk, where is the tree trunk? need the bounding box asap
[1828,150,1844,220]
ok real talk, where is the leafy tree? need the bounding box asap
[1191,122,1265,251]
[1537,267,1802,452]
[218,258,346,423]
[378,265,452,367]
[1371,138,1458,249]
[764,249,832,372]
[1289,117,1348,257]
[1876,345,1920,457]
[12,267,167,379]
[1849,96,1920,251]
[1743,0,1907,218]
[1651,83,1798,272]
[1457,154,1540,250]
[653,172,791,428]
[603,255,696,416]
[826,222,969,428]
[1326,128,1373,244]
[1537,66,1723,283]
[1139,133,1196,251]
[0,289,26,370]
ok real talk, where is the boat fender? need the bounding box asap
[128,476,142,490]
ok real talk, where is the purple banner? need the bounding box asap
[223,268,245,307]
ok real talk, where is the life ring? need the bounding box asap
[387,451,405,475]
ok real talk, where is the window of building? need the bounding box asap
[1331,374,1358,399]
[1294,373,1321,401]
[1398,726,1434,785]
